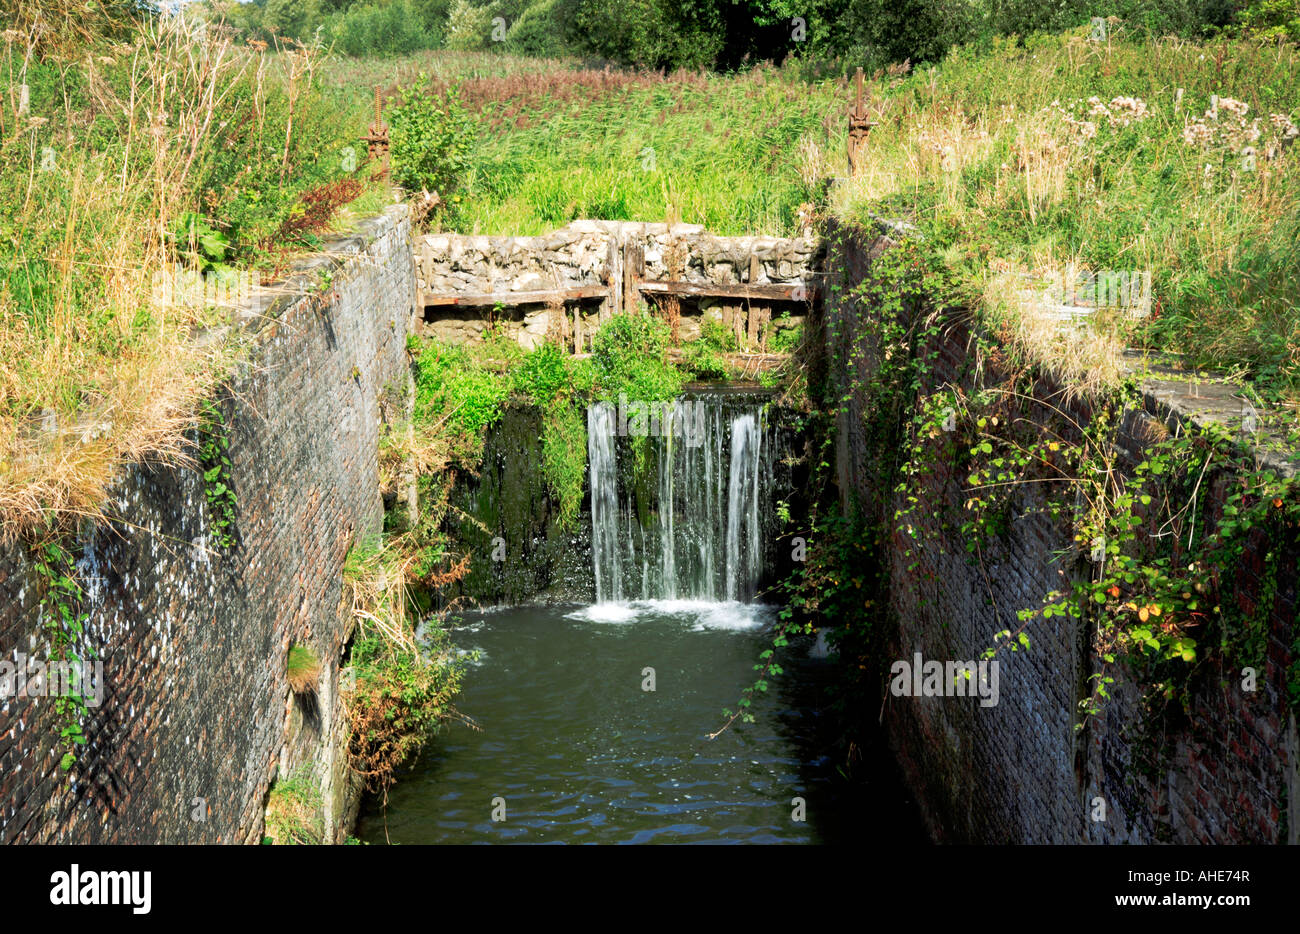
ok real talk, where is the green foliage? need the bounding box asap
[409,336,512,461]
[568,0,723,70]
[330,0,439,56]
[503,0,572,57]
[541,401,588,529]
[345,623,469,792]
[513,341,571,403]
[590,312,685,403]
[264,765,324,845]
[1238,0,1300,39]
[388,75,477,207]
[444,0,496,50]
[837,31,1300,401]
[199,399,238,550]
[28,531,94,773]
[680,316,737,379]
[453,62,837,236]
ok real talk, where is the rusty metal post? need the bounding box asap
[847,67,876,177]
[360,85,390,179]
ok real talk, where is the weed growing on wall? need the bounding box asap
[263,765,325,845]
[198,399,238,550]
[340,535,472,796]
[26,528,93,773]
[873,234,1300,728]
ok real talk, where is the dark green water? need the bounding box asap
[357,600,926,845]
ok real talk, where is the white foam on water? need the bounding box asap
[566,600,771,631]
[566,603,638,624]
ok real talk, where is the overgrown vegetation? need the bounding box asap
[340,533,471,795]
[263,765,325,844]
[201,0,1297,72]
[832,28,1300,402]
[405,311,691,530]
[0,5,382,538]
[27,527,94,772]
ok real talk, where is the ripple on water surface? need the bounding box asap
[356,602,923,845]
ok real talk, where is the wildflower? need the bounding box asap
[1107,96,1149,126]
[1218,96,1248,118]
[1182,122,1212,146]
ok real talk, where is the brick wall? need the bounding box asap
[824,219,1299,844]
[0,206,415,843]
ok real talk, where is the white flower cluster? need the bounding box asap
[1182,94,1297,162]
[1084,95,1150,127]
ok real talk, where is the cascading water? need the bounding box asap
[587,402,622,604]
[585,389,781,606]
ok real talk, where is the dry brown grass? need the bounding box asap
[0,12,251,541]
[981,264,1130,402]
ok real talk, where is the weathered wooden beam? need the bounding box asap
[420,285,609,308]
[638,280,819,302]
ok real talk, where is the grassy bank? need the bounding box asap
[0,10,382,538]
[831,28,1300,402]
[321,50,846,235]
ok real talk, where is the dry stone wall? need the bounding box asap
[415,220,821,348]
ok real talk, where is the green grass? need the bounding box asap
[0,14,383,537]
[832,28,1300,402]
[319,50,845,236]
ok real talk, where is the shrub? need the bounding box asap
[1237,0,1300,40]
[410,337,511,462]
[388,74,477,209]
[329,0,437,57]
[590,311,685,402]
[504,0,573,57]
[444,0,496,50]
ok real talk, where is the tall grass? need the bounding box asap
[834,28,1300,400]
[322,51,847,236]
[0,12,375,538]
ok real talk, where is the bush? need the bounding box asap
[330,0,438,56]
[504,0,573,57]
[1237,0,1300,39]
[590,311,685,402]
[445,0,496,49]
[388,75,477,207]
[514,341,572,403]
[410,337,511,461]
[569,0,724,69]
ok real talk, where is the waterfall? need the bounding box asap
[588,403,622,604]
[586,391,778,605]
[725,413,761,602]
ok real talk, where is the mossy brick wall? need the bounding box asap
[824,219,1298,844]
[0,206,415,843]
